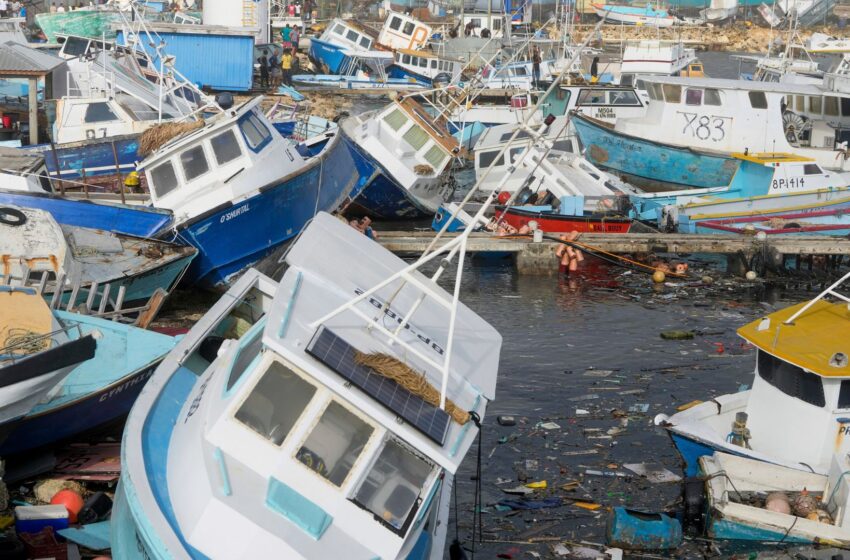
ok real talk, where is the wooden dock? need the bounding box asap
[377,231,850,274]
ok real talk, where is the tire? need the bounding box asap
[0,207,25,226]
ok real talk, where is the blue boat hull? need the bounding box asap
[340,132,432,220]
[0,361,159,455]
[671,432,720,477]
[308,38,350,74]
[173,132,362,288]
[0,190,172,237]
[387,65,431,85]
[30,134,140,181]
[572,114,740,190]
[708,518,811,543]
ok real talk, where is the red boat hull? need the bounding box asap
[499,208,633,234]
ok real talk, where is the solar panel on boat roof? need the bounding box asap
[306,326,450,446]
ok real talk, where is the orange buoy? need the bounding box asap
[497,191,511,205]
[50,489,84,523]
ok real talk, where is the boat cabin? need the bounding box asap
[378,11,432,51]
[157,215,500,558]
[619,40,700,86]
[542,84,646,123]
[319,19,377,52]
[735,298,850,474]
[391,49,462,82]
[141,98,300,223]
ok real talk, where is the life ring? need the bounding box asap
[0,207,25,226]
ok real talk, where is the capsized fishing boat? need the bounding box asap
[340,96,459,219]
[655,273,850,476]
[0,287,96,431]
[112,212,501,558]
[0,302,178,456]
[141,97,363,288]
[0,205,195,308]
[593,3,679,27]
[308,18,392,74]
[629,152,850,233]
[35,7,124,44]
[0,148,175,238]
[387,49,463,86]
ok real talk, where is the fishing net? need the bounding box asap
[354,351,470,425]
[138,120,205,157]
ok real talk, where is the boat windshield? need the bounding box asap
[352,438,434,534]
[757,350,825,407]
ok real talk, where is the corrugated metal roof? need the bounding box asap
[0,41,64,75]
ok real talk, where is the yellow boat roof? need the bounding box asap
[738,299,850,378]
[0,288,52,355]
[731,152,815,165]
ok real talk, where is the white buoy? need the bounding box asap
[745,270,757,281]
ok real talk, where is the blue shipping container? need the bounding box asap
[117,28,254,92]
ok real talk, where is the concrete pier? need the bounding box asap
[376,232,850,275]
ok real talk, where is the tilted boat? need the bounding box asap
[655,273,850,476]
[0,287,96,431]
[0,205,195,309]
[111,212,501,558]
[141,97,364,288]
[629,152,850,234]
[340,96,459,219]
[593,3,679,27]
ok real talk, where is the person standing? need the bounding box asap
[531,45,541,87]
[0,0,9,18]
[281,23,291,50]
[258,50,270,88]
[290,25,300,51]
[281,49,293,86]
[269,50,281,87]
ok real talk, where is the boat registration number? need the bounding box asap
[679,112,730,142]
[771,177,805,190]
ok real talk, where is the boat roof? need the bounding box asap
[0,287,53,352]
[0,206,67,273]
[642,75,822,95]
[265,213,501,472]
[396,96,459,155]
[731,152,816,164]
[738,300,850,378]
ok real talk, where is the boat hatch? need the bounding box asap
[382,108,449,172]
[238,110,273,153]
[148,125,246,200]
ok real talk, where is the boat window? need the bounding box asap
[383,108,408,131]
[635,79,646,90]
[552,139,574,153]
[610,90,639,106]
[403,22,415,36]
[359,36,370,49]
[757,350,825,407]
[149,161,179,198]
[353,439,434,534]
[478,149,504,168]
[346,29,359,43]
[810,96,823,114]
[685,89,702,106]
[577,89,606,106]
[418,57,427,68]
[296,401,374,487]
[403,125,429,150]
[180,146,209,182]
[61,36,90,57]
[389,16,402,31]
[332,24,345,35]
[826,96,840,116]
[662,84,681,103]
[494,19,502,29]
[424,144,446,169]
[748,91,767,109]
[239,113,272,151]
[430,60,437,69]
[210,129,242,166]
[703,89,721,106]
[804,163,822,175]
[620,74,634,87]
[838,380,850,409]
[402,54,410,64]
[513,66,528,77]
[84,102,119,123]
[646,83,660,101]
[226,322,264,392]
[795,95,805,112]
[691,64,703,73]
[235,361,317,445]
[841,97,850,117]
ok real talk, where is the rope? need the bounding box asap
[353,351,470,424]
[2,328,49,356]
